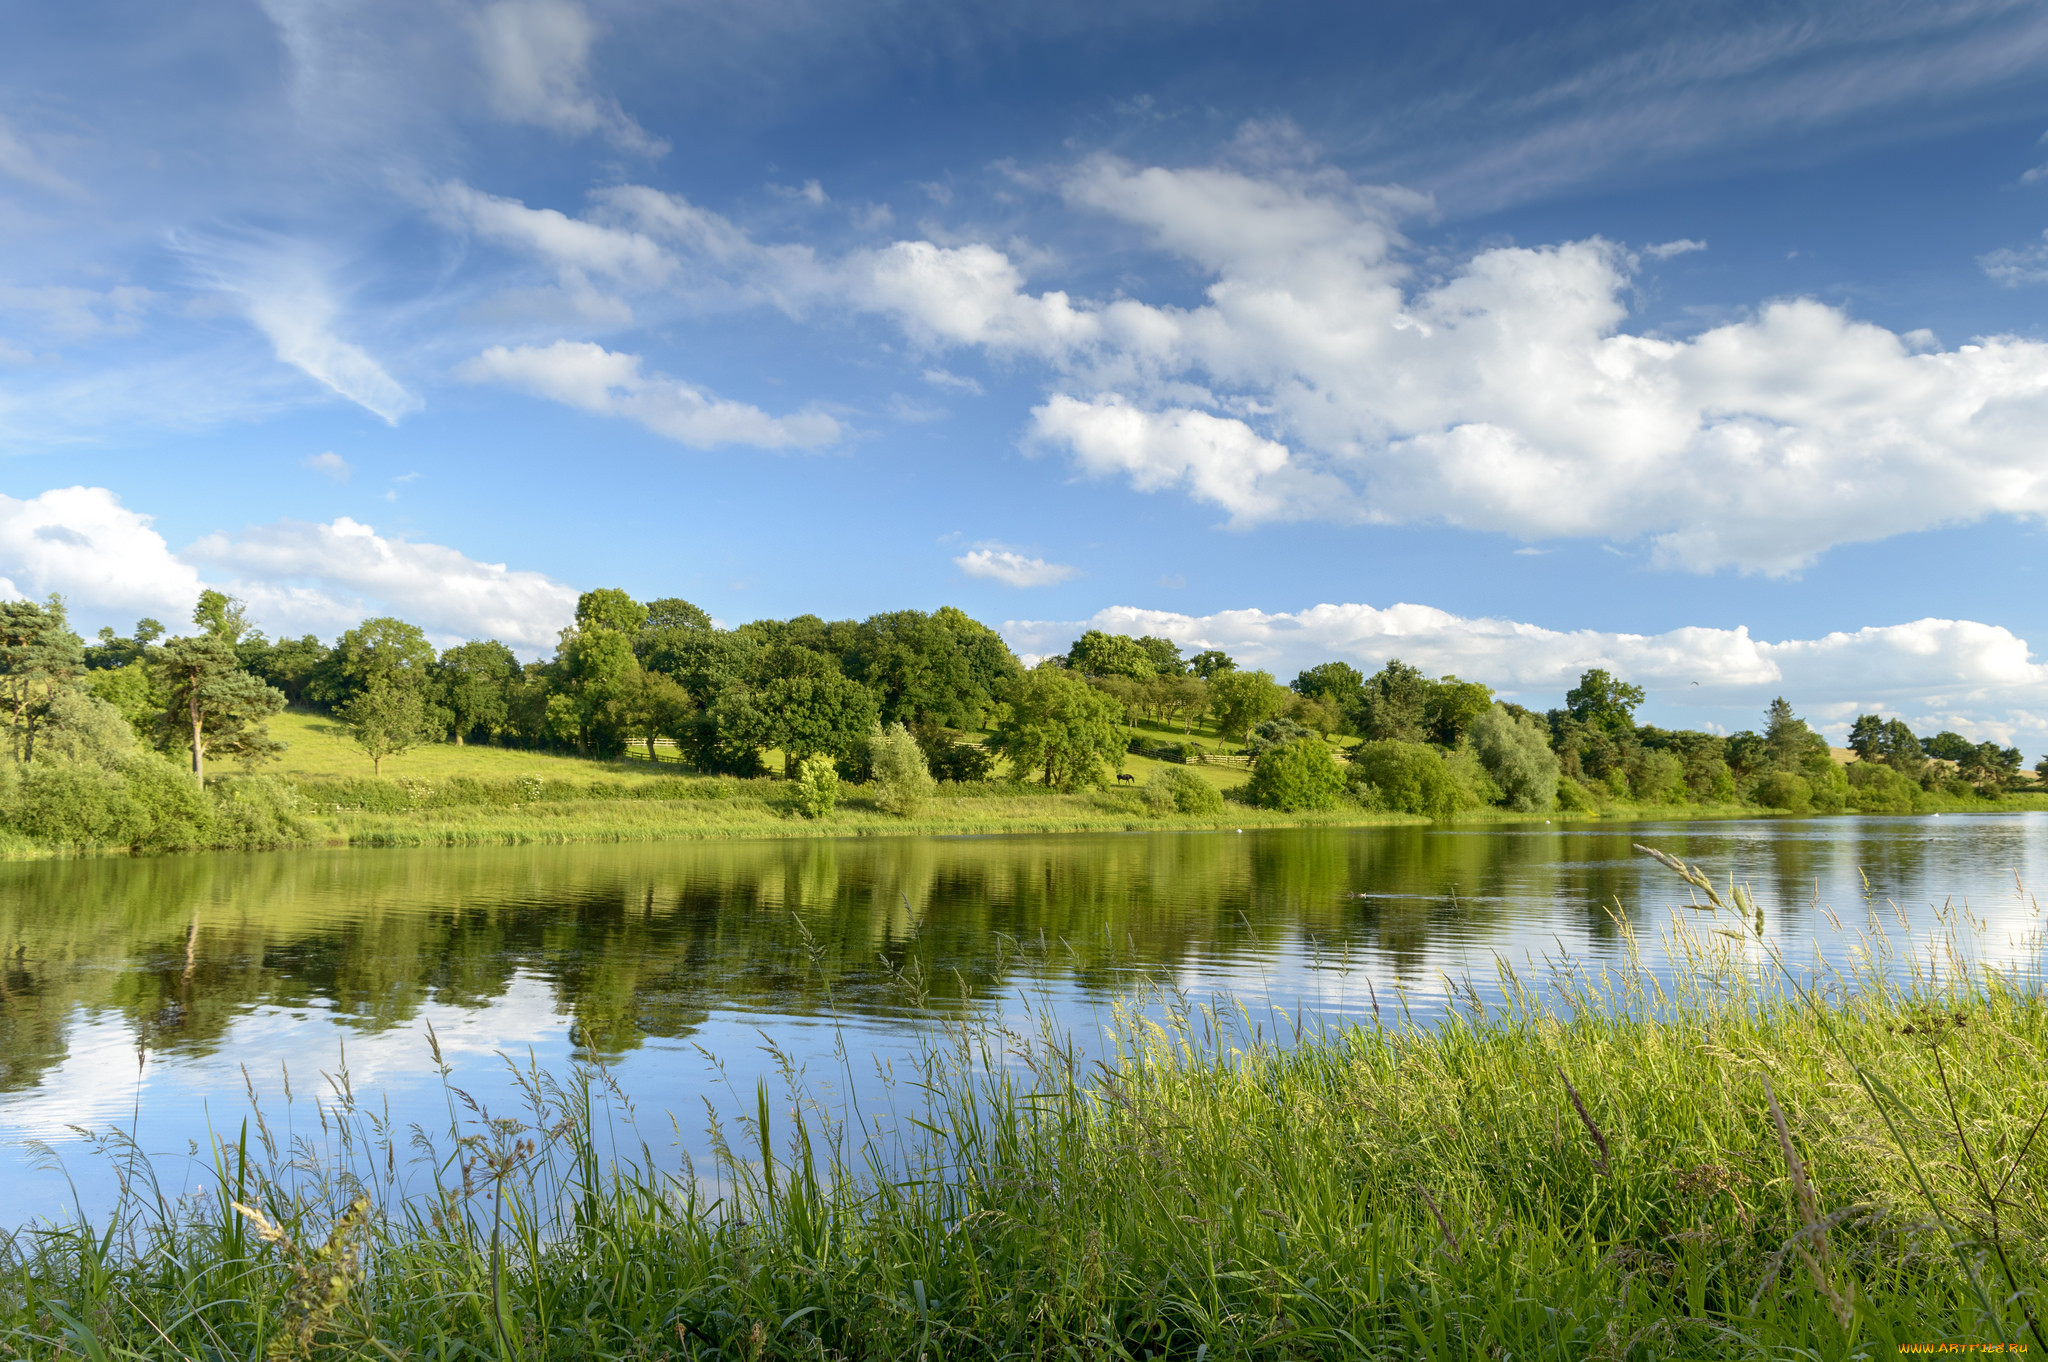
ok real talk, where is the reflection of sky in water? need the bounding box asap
[4,815,2044,1224]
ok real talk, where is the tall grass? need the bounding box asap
[2,849,2042,1358]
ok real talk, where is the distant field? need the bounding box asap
[265,710,665,783]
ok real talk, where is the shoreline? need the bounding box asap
[3,785,2038,861]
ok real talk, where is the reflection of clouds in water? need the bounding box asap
[2,975,569,1145]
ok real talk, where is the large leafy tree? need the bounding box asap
[1208,668,1287,743]
[1565,669,1645,734]
[192,589,251,642]
[557,625,642,755]
[0,596,85,762]
[1424,675,1495,747]
[645,597,713,632]
[1189,649,1236,680]
[152,635,285,779]
[239,633,330,705]
[437,640,518,743]
[1357,660,1431,742]
[1066,630,1157,680]
[846,610,984,728]
[986,665,1125,790]
[1293,661,1364,708]
[577,588,647,635]
[335,617,437,695]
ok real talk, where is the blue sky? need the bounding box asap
[5,0,2048,743]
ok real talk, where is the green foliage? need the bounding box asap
[1066,629,1156,680]
[1630,748,1688,804]
[1134,635,1185,676]
[1244,737,1345,812]
[341,681,428,775]
[437,640,518,742]
[125,751,217,850]
[334,617,436,695]
[34,688,137,766]
[1357,659,1429,741]
[868,721,936,816]
[1847,759,1922,814]
[911,724,994,782]
[85,660,162,735]
[153,634,287,778]
[790,753,840,819]
[1143,767,1225,816]
[1564,667,1645,731]
[1466,703,1560,812]
[1188,648,1235,679]
[8,761,142,846]
[1206,667,1286,743]
[238,632,329,705]
[1423,674,1494,746]
[1752,769,1813,812]
[644,596,713,632]
[0,595,85,762]
[986,666,1127,790]
[1554,776,1598,812]
[1243,715,1316,755]
[1346,740,1481,819]
[191,588,251,642]
[576,587,647,635]
[1291,660,1363,706]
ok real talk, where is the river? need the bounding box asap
[3,814,2043,1224]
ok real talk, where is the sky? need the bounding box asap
[5,0,2048,746]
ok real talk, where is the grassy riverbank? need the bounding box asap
[3,852,2042,1358]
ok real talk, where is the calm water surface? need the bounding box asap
[3,816,2044,1223]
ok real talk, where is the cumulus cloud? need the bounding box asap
[187,517,578,649]
[434,180,674,314]
[467,0,663,153]
[458,340,842,448]
[1000,602,2048,746]
[954,547,1078,587]
[0,485,577,651]
[421,152,2048,573]
[0,487,205,619]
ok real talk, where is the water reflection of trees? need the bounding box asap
[2,820,2025,1091]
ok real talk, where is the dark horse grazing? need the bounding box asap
[1116,772,1136,783]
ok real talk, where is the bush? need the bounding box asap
[1554,777,1598,813]
[1847,760,1920,814]
[791,753,840,819]
[1629,750,1688,804]
[1246,739,1346,812]
[1752,769,1813,812]
[35,689,137,766]
[1465,704,1559,812]
[206,773,312,849]
[9,762,144,847]
[125,753,214,850]
[1344,741,1479,820]
[1143,767,1226,816]
[869,723,936,816]
[1244,717,1317,757]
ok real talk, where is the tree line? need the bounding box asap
[0,590,2030,849]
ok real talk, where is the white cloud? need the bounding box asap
[1643,238,1708,260]
[831,150,2048,573]
[922,367,983,395]
[0,486,578,652]
[458,340,842,449]
[302,450,351,481]
[187,517,578,650]
[467,0,663,153]
[954,547,1078,588]
[435,181,673,288]
[0,487,204,620]
[1981,230,2048,286]
[1001,601,2048,746]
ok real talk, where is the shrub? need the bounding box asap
[1143,767,1225,816]
[791,753,840,819]
[1554,777,1598,813]
[207,774,312,849]
[1465,704,1559,812]
[869,723,936,816]
[35,689,137,766]
[1629,749,1688,804]
[1752,769,1813,812]
[1344,741,1479,820]
[1246,739,1346,812]
[10,762,144,848]
[1847,760,1920,814]
[1244,717,1316,757]
[124,753,214,850]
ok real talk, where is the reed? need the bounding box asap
[2,850,2041,1358]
